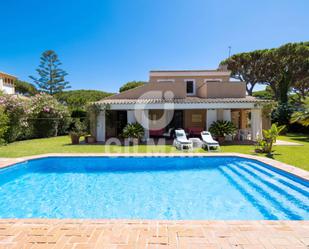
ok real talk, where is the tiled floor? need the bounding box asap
[0,220,308,249]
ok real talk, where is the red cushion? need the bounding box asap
[149,128,165,136]
[188,127,203,135]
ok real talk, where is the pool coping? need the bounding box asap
[1,152,308,181]
[0,154,308,248]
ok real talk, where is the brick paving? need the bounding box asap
[0,154,308,248]
[0,220,307,249]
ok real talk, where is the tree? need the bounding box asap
[14,80,38,96]
[220,50,268,95]
[262,42,309,103]
[291,98,309,127]
[253,86,274,100]
[55,90,113,111]
[119,81,146,92]
[30,50,70,94]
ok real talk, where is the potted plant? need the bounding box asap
[69,120,87,145]
[122,122,144,145]
[209,120,236,143]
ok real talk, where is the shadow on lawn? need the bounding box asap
[285,133,309,143]
[265,152,282,160]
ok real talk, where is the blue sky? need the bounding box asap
[0,0,308,93]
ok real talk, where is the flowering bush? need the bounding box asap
[0,106,9,144]
[0,93,71,143]
[0,94,30,142]
[29,94,71,138]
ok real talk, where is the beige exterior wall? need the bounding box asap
[205,82,246,98]
[107,82,187,99]
[184,110,206,129]
[105,70,246,100]
[107,79,246,100]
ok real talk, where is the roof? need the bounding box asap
[96,96,268,105]
[0,71,17,79]
[149,69,231,77]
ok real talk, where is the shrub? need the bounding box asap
[122,122,144,143]
[209,120,237,138]
[29,94,71,138]
[271,103,294,128]
[255,124,286,154]
[0,95,30,142]
[290,98,309,127]
[0,106,9,145]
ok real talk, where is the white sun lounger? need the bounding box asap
[173,129,193,151]
[201,131,220,151]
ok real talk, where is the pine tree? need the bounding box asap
[30,50,70,94]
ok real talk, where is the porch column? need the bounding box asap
[251,109,262,141]
[96,110,106,142]
[206,109,217,130]
[141,109,149,141]
[223,109,232,141]
[127,110,136,123]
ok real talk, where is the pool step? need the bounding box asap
[237,162,309,203]
[229,163,308,219]
[218,166,280,220]
[245,161,309,196]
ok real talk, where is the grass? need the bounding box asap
[0,133,308,171]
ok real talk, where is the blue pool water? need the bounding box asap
[0,156,308,220]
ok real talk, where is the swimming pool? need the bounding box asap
[0,156,308,220]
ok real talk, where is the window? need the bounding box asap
[204,79,222,83]
[157,79,175,83]
[185,80,195,95]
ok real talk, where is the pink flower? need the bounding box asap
[43,106,50,113]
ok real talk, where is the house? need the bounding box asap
[0,72,16,94]
[92,67,269,142]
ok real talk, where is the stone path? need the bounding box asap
[274,140,302,146]
[0,220,308,249]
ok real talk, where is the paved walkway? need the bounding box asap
[274,140,302,146]
[0,220,308,249]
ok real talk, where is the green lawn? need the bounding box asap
[0,133,308,171]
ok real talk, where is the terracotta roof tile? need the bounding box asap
[96,96,269,105]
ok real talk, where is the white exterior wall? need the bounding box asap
[140,110,149,140]
[96,110,106,142]
[0,78,15,94]
[3,85,15,94]
[127,110,136,123]
[251,109,262,141]
[223,109,232,141]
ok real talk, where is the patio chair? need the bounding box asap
[173,129,193,151]
[201,131,220,151]
[163,127,174,139]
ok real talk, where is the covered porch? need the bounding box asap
[147,109,255,141]
[94,101,268,143]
